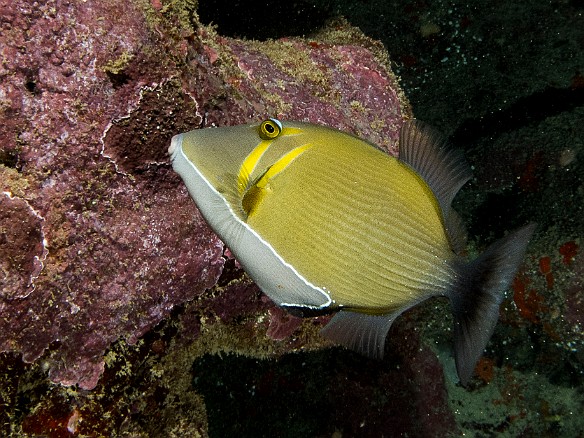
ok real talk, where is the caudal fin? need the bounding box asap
[451,223,536,385]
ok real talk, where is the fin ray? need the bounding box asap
[450,223,536,385]
[399,120,472,220]
[320,311,399,359]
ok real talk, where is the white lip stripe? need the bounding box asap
[171,135,332,309]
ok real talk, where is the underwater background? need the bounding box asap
[1,0,583,436]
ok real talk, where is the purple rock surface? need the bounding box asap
[0,0,410,393]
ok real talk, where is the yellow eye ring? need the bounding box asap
[258,118,282,140]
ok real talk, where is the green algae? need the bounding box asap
[102,52,135,75]
[0,165,30,198]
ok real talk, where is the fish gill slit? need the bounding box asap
[237,139,273,195]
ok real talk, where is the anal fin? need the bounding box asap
[320,310,399,359]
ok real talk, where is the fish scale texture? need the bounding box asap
[247,135,453,309]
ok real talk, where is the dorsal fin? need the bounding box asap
[399,120,472,220]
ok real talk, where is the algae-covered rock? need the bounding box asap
[0,0,412,435]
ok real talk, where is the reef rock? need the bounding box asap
[0,0,410,390]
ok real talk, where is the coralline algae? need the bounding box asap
[0,0,409,394]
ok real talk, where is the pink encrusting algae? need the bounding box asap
[0,0,409,392]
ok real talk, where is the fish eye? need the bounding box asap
[258,118,282,140]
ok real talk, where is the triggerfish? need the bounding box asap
[168,118,535,385]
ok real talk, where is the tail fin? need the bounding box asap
[451,223,536,385]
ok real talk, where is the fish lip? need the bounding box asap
[168,134,183,160]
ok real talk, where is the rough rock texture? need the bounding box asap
[0,0,408,391]
[0,1,418,435]
[0,192,47,300]
[194,315,457,437]
[0,0,226,391]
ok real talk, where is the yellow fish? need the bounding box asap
[168,118,535,385]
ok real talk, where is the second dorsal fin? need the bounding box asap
[398,120,472,220]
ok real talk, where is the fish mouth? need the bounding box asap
[168,134,183,160]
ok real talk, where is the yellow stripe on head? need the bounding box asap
[238,139,273,194]
[237,119,302,195]
[242,143,312,218]
[257,144,311,188]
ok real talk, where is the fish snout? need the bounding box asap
[168,134,183,161]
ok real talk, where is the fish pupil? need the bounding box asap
[258,119,282,139]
